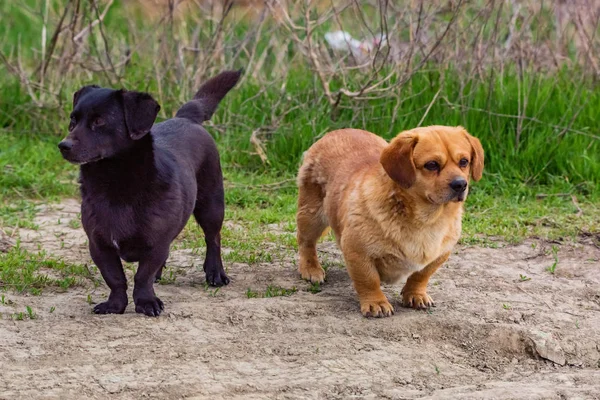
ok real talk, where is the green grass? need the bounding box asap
[0,0,599,295]
[246,285,298,299]
[0,243,93,294]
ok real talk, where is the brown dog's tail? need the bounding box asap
[175,69,242,124]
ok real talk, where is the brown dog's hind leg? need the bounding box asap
[296,182,327,283]
[344,248,394,318]
[401,252,450,309]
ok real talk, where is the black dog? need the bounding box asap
[59,70,241,316]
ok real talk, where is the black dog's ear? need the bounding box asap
[73,85,100,107]
[120,91,161,140]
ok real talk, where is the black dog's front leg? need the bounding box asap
[89,240,128,314]
[133,246,169,317]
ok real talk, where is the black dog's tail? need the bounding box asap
[175,69,243,124]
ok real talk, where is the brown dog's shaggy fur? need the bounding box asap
[296,126,484,317]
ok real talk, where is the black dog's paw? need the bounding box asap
[93,300,127,315]
[134,296,164,317]
[206,269,230,287]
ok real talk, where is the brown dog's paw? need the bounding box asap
[299,264,326,283]
[360,299,394,318]
[402,290,435,309]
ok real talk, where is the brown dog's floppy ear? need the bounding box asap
[463,129,484,181]
[380,133,418,189]
[73,85,99,107]
[120,91,161,140]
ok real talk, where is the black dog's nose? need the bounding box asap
[449,178,467,193]
[58,141,72,152]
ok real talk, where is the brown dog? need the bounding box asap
[296,126,484,317]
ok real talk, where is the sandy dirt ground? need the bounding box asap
[1,199,600,399]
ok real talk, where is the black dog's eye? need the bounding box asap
[69,117,76,131]
[424,161,440,171]
[459,158,469,168]
[92,117,105,128]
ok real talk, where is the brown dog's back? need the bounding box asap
[298,129,387,238]
[298,129,387,190]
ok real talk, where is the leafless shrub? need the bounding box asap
[1,0,598,130]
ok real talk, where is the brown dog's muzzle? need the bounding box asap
[449,178,468,201]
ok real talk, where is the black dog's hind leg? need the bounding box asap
[194,194,229,287]
[154,262,165,283]
[89,240,128,314]
[133,246,169,317]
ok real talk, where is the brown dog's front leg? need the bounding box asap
[344,248,394,318]
[401,252,450,309]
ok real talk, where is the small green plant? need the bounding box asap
[26,306,36,319]
[86,294,94,304]
[208,287,221,297]
[503,303,512,310]
[575,319,580,329]
[0,294,5,304]
[68,218,81,229]
[158,269,177,285]
[264,285,297,298]
[307,281,322,294]
[49,306,56,313]
[519,274,531,282]
[434,365,440,375]
[546,245,559,274]
[11,312,25,321]
[246,286,297,298]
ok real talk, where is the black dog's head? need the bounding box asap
[58,86,161,164]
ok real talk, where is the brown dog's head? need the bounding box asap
[380,126,484,204]
[58,86,160,165]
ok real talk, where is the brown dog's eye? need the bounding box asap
[69,117,76,131]
[459,158,469,168]
[424,161,439,171]
[92,117,105,128]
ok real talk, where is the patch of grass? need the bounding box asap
[307,281,322,294]
[26,305,36,319]
[264,285,297,298]
[0,243,92,294]
[246,285,297,298]
[68,217,81,229]
[11,312,25,321]
[157,268,177,285]
[519,274,531,282]
[502,303,512,310]
[546,245,559,274]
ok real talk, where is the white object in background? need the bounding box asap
[324,31,389,58]
[324,30,368,55]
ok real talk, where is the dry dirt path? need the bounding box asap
[1,200,599,399]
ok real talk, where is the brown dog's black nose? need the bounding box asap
[450,178,467,193]
[58,141,72,152]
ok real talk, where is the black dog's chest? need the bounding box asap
[82,200,150,258]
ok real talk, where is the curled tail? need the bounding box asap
[175,69,243,124]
